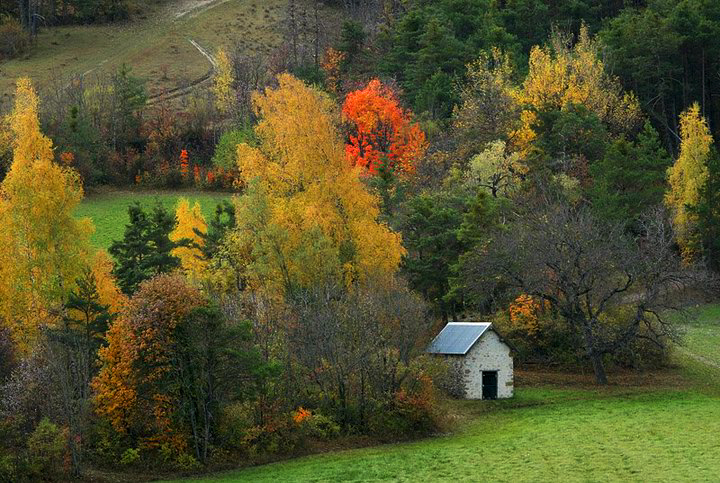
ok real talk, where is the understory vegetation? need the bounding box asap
[2,0,720,481]
[170,305,720,482]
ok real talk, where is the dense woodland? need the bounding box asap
[1,0,720,480]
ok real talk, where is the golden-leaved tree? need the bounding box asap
[230,73,405,295]
[665,103,713,258]
[213,48,235,117]
[170,198,208,281]
[91,250,129,316]
[0,78,93,349]
[514,26,641,154]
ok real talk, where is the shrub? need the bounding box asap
[212,128,253,170]
[174,452,201,471]
[85,418,130,467]
[294,410,341,441]
[119,448,140,466]
[217,401,257,452]
[0,16,29,60]
[368,362,441,441]
[0,452,15,482]
[26,419,67,480]
[601,306,671,369]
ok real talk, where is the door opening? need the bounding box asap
[482,371,498,399]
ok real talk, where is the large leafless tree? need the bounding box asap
[463,203,710,384]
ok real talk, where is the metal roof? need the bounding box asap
[427,322,492,355]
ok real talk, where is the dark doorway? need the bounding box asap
[482,371,498,400]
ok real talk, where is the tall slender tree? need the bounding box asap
[665,103,713,259]
[0,78,93,349]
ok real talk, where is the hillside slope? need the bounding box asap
[0,0,297,110]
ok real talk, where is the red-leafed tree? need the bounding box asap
[343,80,427,176]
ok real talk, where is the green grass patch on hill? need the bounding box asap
[681,304,720,367]
[0,0,333,108]
[76,189,230,249]
[180,388,720,482]
[164,305,720,483]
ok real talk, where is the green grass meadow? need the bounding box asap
[169,306,720,482]
[76,189,230,249]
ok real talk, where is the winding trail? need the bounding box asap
[174,0,232,19]
[144,0,235,105]
[675,345,720,370]
[70,0,226,106]
[146,38,216,106]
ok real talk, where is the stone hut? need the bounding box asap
[427,322,513,399]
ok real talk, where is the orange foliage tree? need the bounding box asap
[92,274,204,452]
[322,47,346,94]
[179,149,189,178]
[342,79,427,176]
[508,294,550,336]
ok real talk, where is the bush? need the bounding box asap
[84,418,131,467]
[602,306,671,369]
[26,419,67,480]
[0,16,29,60]
[368,364,440,441]
[293,410,341,441]
[212,128,254,170]
[119,448,140,466]
[217,401,257,452]
[0,452,15,482]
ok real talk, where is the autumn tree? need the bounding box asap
[343,79,427,176]
[170,198,208,281]
[464,140,524,198]
[230,74,405,295]
[90,250,129,315]
[514,26,641,154]
[0,78,93,349]
[452,49,520,159]
[93,275,205,453]
[665,103,713,258]
[213,48,235,117]
[93,274,266,463]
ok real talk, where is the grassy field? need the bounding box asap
[169,306,720,482]
[0,0,317,108]
[76,189,231,249]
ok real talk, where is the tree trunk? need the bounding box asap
[589,350,608,385]
[580,316,608,385]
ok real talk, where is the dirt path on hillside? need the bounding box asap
[144,0,233,105]
[172,0,232,19]
[675,345,720,370]
[147,39,216,106]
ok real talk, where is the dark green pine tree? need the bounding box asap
[399,190,469,321]
[146,203,181,275]
[109,202,179,294]
[60,268,113,369]
[64,268,113,340]
[589,120,671,224]
[193,201,235,260]
[692,148,720,272]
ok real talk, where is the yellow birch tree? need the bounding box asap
[665,103,713,258]
[230,73,405,295]
[213,48,235,116]
[0,78,93,349]
[513,26,641,154]
[170,198,208,281]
